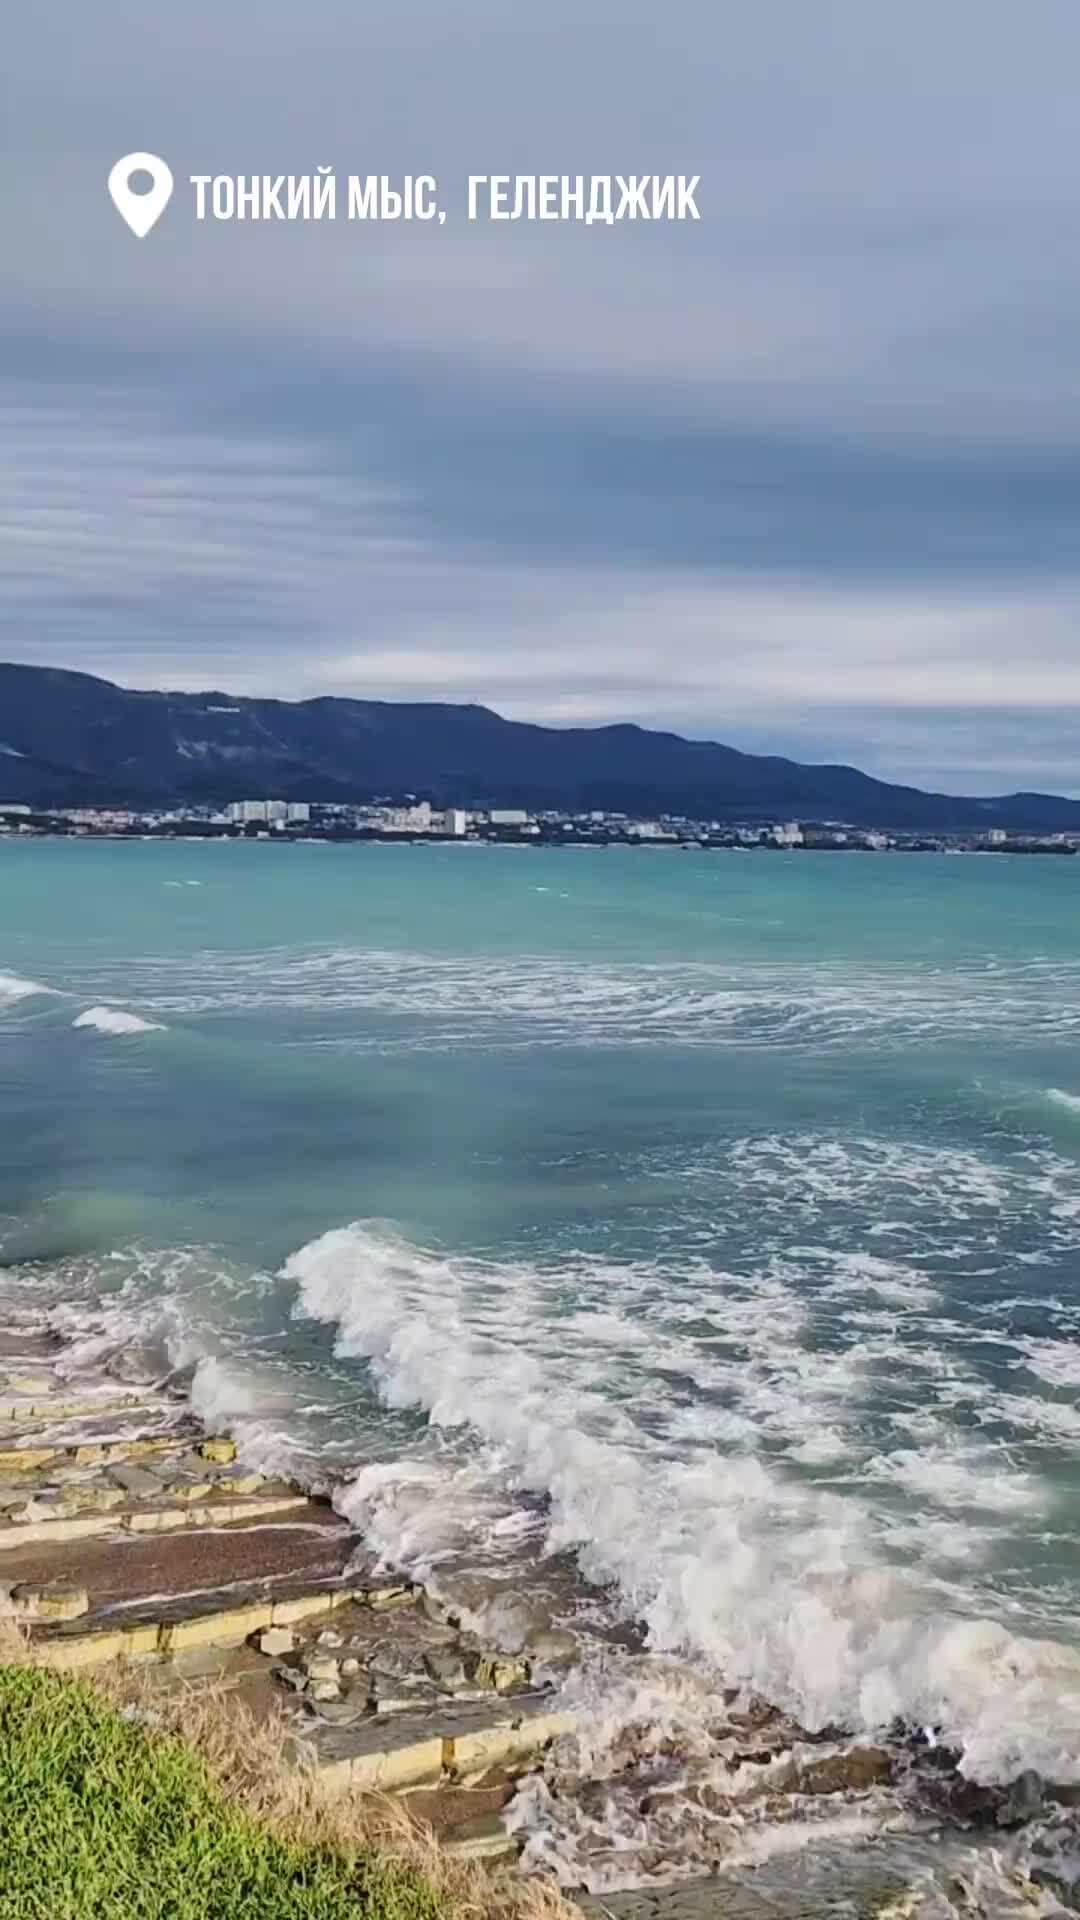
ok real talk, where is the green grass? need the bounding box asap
[0,1666,440,1920]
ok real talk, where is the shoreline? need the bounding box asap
[0,1321,581,1865]
[3,824,1079,857]
[3,1316,1079,1911]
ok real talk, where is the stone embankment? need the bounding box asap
[0,1333,577,1864]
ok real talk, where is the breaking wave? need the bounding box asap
[284,1218,1080,1790]
[0,970,56,1004]
[72,1006,165,1035]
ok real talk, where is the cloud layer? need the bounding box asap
[3,1,1079,792]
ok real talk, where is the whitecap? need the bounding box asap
[0,970,55,1003]
[72,1006,165,1035]
[283,1219,1080,1790]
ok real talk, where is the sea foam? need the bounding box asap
[72,1006,165,1034]
[284,1218,1080,1791]
[0,970,55,1003]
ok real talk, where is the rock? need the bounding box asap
[0,1447,56,1473]
[199,1437,236,1465]
[528,1628,579,1664]
[374,1690,437,1715]
[470,1655,530,1695]
[996,1770,1045,1828]
[340,1658,365,1681]
[366,1583,414,1612]
[257,1628,295,1658]
[369,1647,426,1684]
[309,1680,342,1703]
[172,1482,214,1504]
[61,1486,127,1513]
[4,1498,58,1524]
[274,1664,308,1693]
[303,1696,368,1725]
[301,1655,340,1684]
[11,1583,89,1622]
[316,1628,344,1648]
[223,1472,264,1496]
[421,1590,458,1627]
[108,1464,165,1497]
[795,1747,894,1796]
[424,1649,468,1690]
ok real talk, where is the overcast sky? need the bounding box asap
[3,1,1079,794]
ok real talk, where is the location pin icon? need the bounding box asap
[108,152,174,236]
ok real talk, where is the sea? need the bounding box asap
[4,836,1080,1914]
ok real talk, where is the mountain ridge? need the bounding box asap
[1,659,1077,830]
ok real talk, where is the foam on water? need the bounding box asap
[72,1006,165,1034]
[48,944,1080,1053]
[0,970,56,1003]
[284,1217,1080,1791]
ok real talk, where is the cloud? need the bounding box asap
[3,0,1080,791]
[5,376,1080,795]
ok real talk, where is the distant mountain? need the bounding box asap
[1,660,1078,830]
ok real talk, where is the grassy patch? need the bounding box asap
[0,1665,440,1920]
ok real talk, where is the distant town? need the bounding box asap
[1,798,1077,855]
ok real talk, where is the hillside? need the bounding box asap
[1,660,1077,829]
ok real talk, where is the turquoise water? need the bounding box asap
[4,839,1080,1888]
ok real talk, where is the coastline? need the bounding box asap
[0,1319,581,1862]
[7,841,1080,1913]
[3,1315,1079,1915]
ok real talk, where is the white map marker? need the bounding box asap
[107,152,174,236]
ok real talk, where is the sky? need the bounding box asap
[3,2,1079,796]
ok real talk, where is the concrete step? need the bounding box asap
[300,1692,578,1795]
[0,1388,174,1426]
[441,1814,519,1862]
[0,1499,352,1615]
[27,1586,363,1667]
[0,1491,310,1549]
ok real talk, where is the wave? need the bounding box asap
[284,1219,1080,1791]
[57,945,1080,1052]
[0,1241,375,1488]
[0,970,56,1004]
[1047,1088,1080,1116]
[72,1006,165,1035]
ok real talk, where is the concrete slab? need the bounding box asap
[108,1464,168,1496]
[0,1391,160,1424]
[0,1490,311,1549]
[442,1814,518,1862]
[2,1505,352,1612]
[300,1691,577,1796]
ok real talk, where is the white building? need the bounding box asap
[286,802,311,825]
[489,809,530,827]
[770,821,804,847]
[629,820,676,841]
[230,800,269,825]
[440,809,467,837]
[383,801,433,832]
